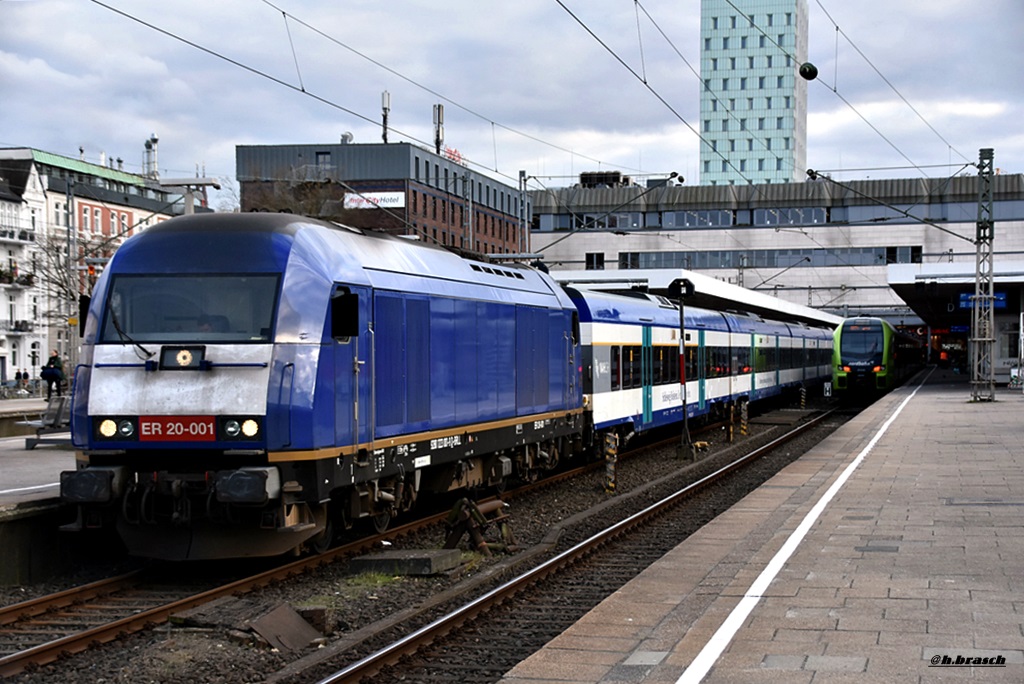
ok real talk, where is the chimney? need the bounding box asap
[143,134,160,179]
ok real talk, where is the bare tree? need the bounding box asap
[214,176,241,213]
[34,229,117,327]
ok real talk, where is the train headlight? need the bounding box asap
[95,417,137,441]
[219,416,262,441]
[241,419,259,438]
[873,365,885,373]
[99,419,117,438]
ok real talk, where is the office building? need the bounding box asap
[699,0,808,184]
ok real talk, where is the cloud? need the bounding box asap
[1,0,1021,205]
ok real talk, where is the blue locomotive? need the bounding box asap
[60,213,832,560]
[62,213,582,559]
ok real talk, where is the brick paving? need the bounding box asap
[499,369,1024,683]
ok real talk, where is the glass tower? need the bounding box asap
[699,0,808,185]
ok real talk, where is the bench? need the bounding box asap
[18,396,72,450]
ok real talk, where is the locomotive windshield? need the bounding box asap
[840,324,884,362]
[99,274,279,343]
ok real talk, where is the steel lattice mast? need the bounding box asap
[971,148,995,401]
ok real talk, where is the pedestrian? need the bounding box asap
[19,369,27,389]
[14,369,22,386]
[41,350,64,400]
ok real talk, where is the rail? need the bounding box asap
[318,409,837,683]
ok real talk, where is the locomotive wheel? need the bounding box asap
[372,511,392,534]
[308,516,334,555]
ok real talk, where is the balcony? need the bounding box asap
[0,228,36,243]
[0,272,34,287]
[0,320,35,334]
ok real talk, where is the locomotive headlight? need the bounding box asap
[97,418,136,439]
[118,420,136,438]
[224,420,242,438]
[220,416,262,440]
[99,419,117,438]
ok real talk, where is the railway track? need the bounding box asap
[0,403,840,682]
[0,513,451,678]
[300,409,841,684]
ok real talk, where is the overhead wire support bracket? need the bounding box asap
[805,169,975,244]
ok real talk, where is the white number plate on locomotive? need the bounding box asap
[139,416,217,441]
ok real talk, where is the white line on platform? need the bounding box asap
[677,369,933,684]
[0,483,59,495]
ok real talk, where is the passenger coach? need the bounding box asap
[568,287,832,441]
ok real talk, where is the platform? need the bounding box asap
[499,368,1024,683]
[0,396,73,512]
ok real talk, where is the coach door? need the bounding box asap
[331,285,372,449]
[641,326,653,426]
[774,335,781,388]
[697,329,707,411]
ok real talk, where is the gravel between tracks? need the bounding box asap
[4,402,840,684]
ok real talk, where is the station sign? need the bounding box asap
[958,291,1006,309]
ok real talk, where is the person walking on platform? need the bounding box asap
[41,350,64,400]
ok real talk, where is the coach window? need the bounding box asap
[611,346,621,391]
[622,347,636,389]
[622,348,638,389]
[685,344,698,381]
[736,346,751,373]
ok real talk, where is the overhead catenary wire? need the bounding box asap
[811,0,971,165]
[719,0,927,179]
[281,10,305,92]
[807,167,975,244]
[552,0,789,210]
[87,0,633,196]
[255,0,633,177]
[85,0,980,261]
[632,1,792,177]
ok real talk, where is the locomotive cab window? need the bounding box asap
[331,288,359,342]
[840,323,884,361]
[100,274,279,343]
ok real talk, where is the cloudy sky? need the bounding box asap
[2,0,1022,209]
